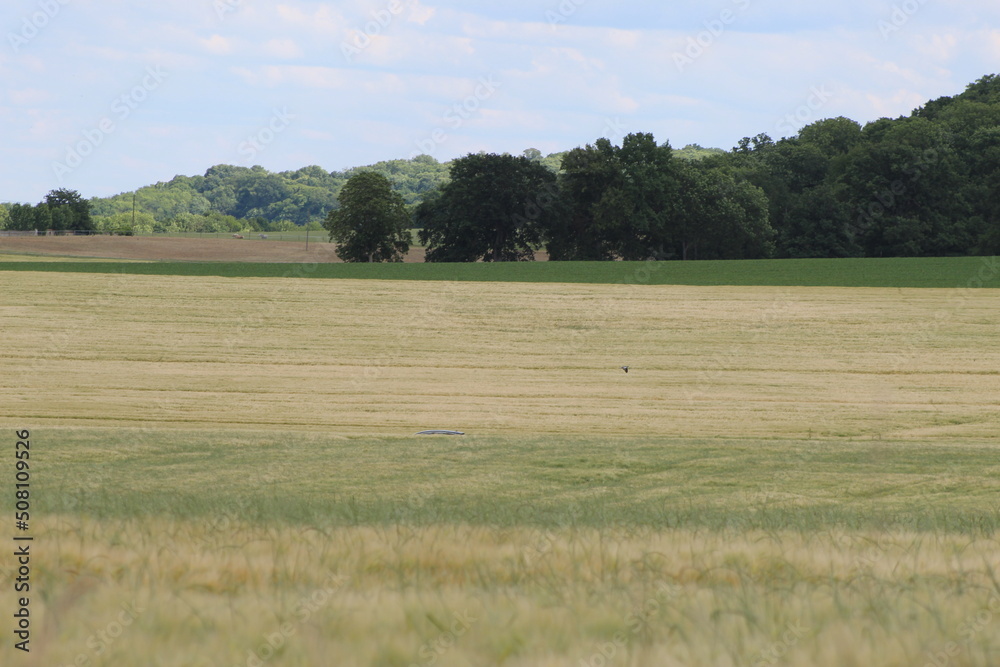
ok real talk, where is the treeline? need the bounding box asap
[728,74,1000,258]
[411,74,1000,261]
[1,189,95,232]
[4,75,998,259]
[1,147,723,235]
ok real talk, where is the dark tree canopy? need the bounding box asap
[549,133,773,260]
[418,153,559,262]
[324,172,410,263]
[552,133,676,260]
[2,189,94,231]
[44,188,94,230]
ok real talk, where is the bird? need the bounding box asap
[621,365,629,373]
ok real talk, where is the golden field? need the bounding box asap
[2,271,998,439]
[0,268,999,666]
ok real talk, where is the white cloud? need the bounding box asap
[275,3,346,34]
[263,39,304,59]
[981,29,1000,61]
[232,65,352,90]
[301,129,335,141]
[9,89,52,106]
[913,32,959,62]
[865,89,928,118]
[201,34,232,55]
[407,0,437,26]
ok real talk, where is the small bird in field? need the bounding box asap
[621,365,629,373]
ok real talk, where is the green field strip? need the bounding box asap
[1,255,998,287]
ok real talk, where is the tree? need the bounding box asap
[6,204,36,231]
[842,117,968,256]
[670,161,775,260]
[44,188,94,231]
[94,212,156,235]
[324,172,410,262]
[797,117,863,156]
[418,153,558,262]
[551,132,773,261]
[551,133,676,260]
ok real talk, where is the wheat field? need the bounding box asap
[1,269,999,666]
[3,271,999,439]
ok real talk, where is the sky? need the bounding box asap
[1,0,998,202]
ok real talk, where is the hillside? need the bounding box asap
[83,151,571,229]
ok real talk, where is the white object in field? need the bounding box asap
[416,430,465,435]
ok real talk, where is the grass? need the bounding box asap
[29,428,1000,533]
[3,429,1000,666]
[0,254,998,287]
[1,268,998,665]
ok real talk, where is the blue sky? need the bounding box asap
[2,0,998,202]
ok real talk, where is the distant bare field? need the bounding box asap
[0,235,430,263]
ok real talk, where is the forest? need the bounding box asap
[2,74,997,259]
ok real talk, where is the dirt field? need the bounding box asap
[0,235,431,263]
[0,235,554,262]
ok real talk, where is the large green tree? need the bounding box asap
[842,117,969,256]
[668,161,774,260]
[418,153,558,262]
[6,204,37,231]
[44,188,94,231]
[324,172,410,262]
[551,133,772,261]
[551,133,677,260]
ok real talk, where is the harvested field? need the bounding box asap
[4,271,1000,437]
[0,235,555,263]
[0,234,427,263]
[1,265,998,666]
